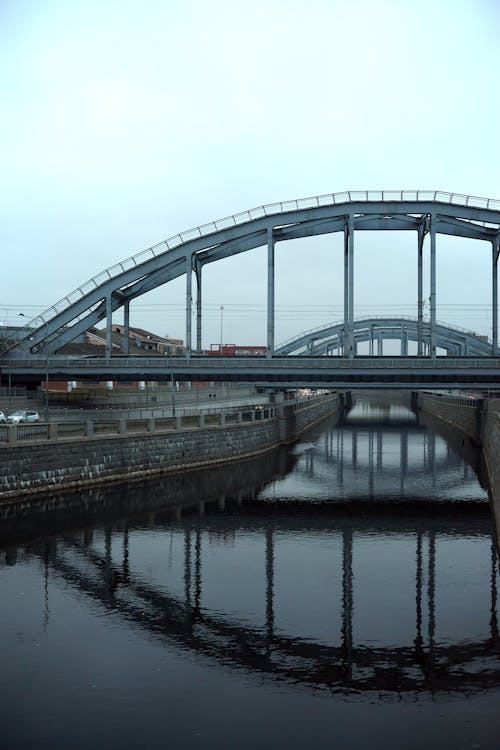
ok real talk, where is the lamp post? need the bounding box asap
[171,371,176,417]
[220,305,224,354]
[19,313,49,422]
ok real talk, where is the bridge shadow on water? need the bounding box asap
[1,400,499,703]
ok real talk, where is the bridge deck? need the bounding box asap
[3,355,500,389]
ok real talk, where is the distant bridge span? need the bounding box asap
[275,317,492,357]
[2,190,500,361]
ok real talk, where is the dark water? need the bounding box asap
[1,403,500,749]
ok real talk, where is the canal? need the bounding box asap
[1,398,499,749]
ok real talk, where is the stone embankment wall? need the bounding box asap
[416,393,479,441]
[476,400,500,535]
[0,395,339,500]
[416,392,500,533]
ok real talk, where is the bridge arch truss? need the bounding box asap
[3,190,500,359]
[275,316,493,357]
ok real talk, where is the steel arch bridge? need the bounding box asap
[275,316,492,356]
[2,190,500,359]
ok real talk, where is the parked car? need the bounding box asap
[7,409,40,424]
[0,410,6,423]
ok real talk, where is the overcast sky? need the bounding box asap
[1,0,499,350]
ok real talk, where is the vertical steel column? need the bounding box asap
[343,219,349,356]
[105,294,112,359]
[185,256,192,356]
[195,262,203,353]
[430,215,437,358]
[492,238,499,355]
[348,214,355,358]
[267,227,275,358]
[417,223,425,356]
[402,327,408,356]
[369,325,374,356]
[123,300,130,355]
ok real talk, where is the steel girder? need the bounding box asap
[4,196,500,357]
[4,355,500,390]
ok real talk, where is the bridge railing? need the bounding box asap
[0,405,276,445]
[16,355,500,370]
[0,393,336,445]
[4,355,500,373]
[417,392,480,408]
[11,190,500,351]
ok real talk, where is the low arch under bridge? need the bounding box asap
[276,317,492,357]
[2,190,500,360]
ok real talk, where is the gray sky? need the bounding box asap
[1,0,499,350]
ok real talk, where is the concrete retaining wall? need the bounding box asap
[0,395,339,500]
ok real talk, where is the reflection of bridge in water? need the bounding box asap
[264,411,486,502]
[18,503,499,698]
[2,401,498,698]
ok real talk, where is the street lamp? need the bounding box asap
[19,312,49,422]
[220,305,224,354]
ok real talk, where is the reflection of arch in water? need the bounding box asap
[28,506,500,698]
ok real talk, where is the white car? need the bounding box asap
[0,410,6,423]
[7,409,40,424]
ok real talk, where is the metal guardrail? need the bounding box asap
[21,355,500,375]
[44,397,270,422]
[7,355,500,371]
[419,393,479,408]
[12,190,500,346]
[0,409,272,444]
[0,395,335,445]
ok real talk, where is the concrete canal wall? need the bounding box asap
[0,394,340,500]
